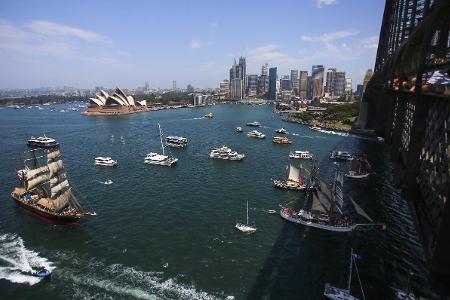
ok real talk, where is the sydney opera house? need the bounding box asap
[82,88,149,115]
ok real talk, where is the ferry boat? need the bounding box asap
[166,136,188,148]
[275,128,288,134]
[27,135,59,149]
[144,124,178,166]
[94,156,117,167]
[272,136,292,144]
[273,164,307,191]
[346,155,371,178]
[235,127,243,133]
[246,121,261,127]
[11,148,96,223]
[309,125,322,131]
[204,112,214,118]
[289,150,313,160]
[209,146,245,161]
[247,130,265,139]
[330,150,354,161]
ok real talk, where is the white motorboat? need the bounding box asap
[235,201,256,234]
[27,135,59,148]
[166,136,188,147]
[289,150,313,160]
[235,127,243,132]
[94,156,117,167]
[144,124,178,166]
[309,125,322,131]
[209,146,245,161]
[246,121,261,127]
[275,128,288,134]
[247,130,265,139]
[330,150,354,161]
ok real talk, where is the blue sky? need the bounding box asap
[0,0,384,89]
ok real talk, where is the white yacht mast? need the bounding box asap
[246,201,249,225]
[348,248,353,293]
[158,123,165,155]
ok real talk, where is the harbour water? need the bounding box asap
[0,104,432,299]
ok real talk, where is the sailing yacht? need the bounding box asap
[280,170,375,232]
[324,248,365,300]
[144,123,178,166]
[235,201,257,234]
[346,155,372,178]
[273,164,307,191]
[11,148,96,223]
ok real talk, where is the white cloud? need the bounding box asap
[0,19,125,67]
[190,40,202,49]
[301,30,359,42]
[361,36,379,49]
[244,44,297,64]
[315,0,337,8]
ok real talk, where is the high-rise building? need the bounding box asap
[239,57,247,96]
[219,80,229,97]
[261,63,269,76]
[290,70,299,96]
[362,69,373,93]
[356,84,364,96]
[280,75,291,91]
[345,78,352,96]
[299,71,308,98]
[268,67,277,100]
[172,80,177,92]
[307,76,313,99]
[247,75,258,98]
[229,59,243,100]
[257,75,269,96]
[311,65,324,99]
[334,72,346,97]
[324,68,336,96]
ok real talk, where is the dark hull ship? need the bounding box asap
[12,149,96,224]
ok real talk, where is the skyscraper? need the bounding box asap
[334,72,346,97]
[219,80,229,97]
[307,76,313,99]
[229,59,243,100]
[239,57,246,96]
[280,75,291,91]
[345,78,352,96]
[290,70,299,96]
[257,75,268,97]
[324,68,336,96]
[268,67,277,100]
[311,65,324,99]
[299,71,308,98]
[261,63,268,76]
[247,75,258,98]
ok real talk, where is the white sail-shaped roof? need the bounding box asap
[114,88,129,104]
[89,98,104,106]
[106,95,127,106]
[126,96,135,106]
[137,100,147,106]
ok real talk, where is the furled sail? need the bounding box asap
[288,165,300,182]
[49,172,67,187]
[52,189,71,212]
[333,170,344,208]
[26,165,49,180]
[47,150,61,161]
[51,179,69,198]
[27,173,50,190]
[48,160,64,176]
[350,197,374,223]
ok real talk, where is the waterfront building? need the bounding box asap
[239,57,247,96]
[324,68,336,97]
[247,74,258,98]
[84,88,148,116]
[311,65,324,99]
[362,69,373,93]
[257,75,269,97]
[219,80,230,98]
[299,71,308,98]
[334,71,346,97]
[345,78,352,96]
[281,90,291,101]
[193,94,210,106]
[229,59,244,100]
[268,67,277,100]
[290,70,299,96]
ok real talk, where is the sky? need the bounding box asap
[0,0,384,90]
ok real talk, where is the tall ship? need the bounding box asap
[27,135,59,149]
[273,164,307,191]
[272,136,292,144]
[346,155,372,178]
[144,123,178,166]
[330,150,354,161]
[166,136,188,148]
[280,170,376,232]
[209,146,245,161]
[11,148,96,223]
[247,130,265,139]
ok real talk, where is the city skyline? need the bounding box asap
[0,0,384,89]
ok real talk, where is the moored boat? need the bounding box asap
[330,150,354,161]
[346,155,371,178]
[247,130,265,139]
[235,127,243,133]
[94,156,117,167]
[204,112,214,118]
[289,150,313,160]
[144,123,178,166]
[309,125,322,131]
[273,164,307,191]
[275,128,288,134]
[246,121,261,127]
[209,146,245,161]
[166,136,188,147]
[235,201,256,234]
[272,136,292,144]
[27,135,59,149]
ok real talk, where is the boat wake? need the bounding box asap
[0,233,54,285]
[315,128,382,141]
[55,251,227,300]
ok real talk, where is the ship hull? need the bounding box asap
[273,180,306,191]
[27,141,59,149]
[280,210,356,232]
[11,194,80,224]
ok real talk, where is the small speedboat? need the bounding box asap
[235,127,243,133]
[275,128,287,134]
[246,121,261,127]
[32,268,51,278]
[103,180,113,185]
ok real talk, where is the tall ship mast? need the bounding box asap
[11,148,96,223]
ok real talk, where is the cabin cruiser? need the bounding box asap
[246,121,261,127]
[330,150,354,161]
[309,125,322,131]
[289,150,313,160]
[27,135,59,148]
[247,130,265,139]
[272,136,292,144]
[275,128,288,134]
[204,112,214,118]
[94,156,118,167]
[209,146,245,161]
[235,127,243,133]
[166,136,188,147]
[144,152,178,166]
